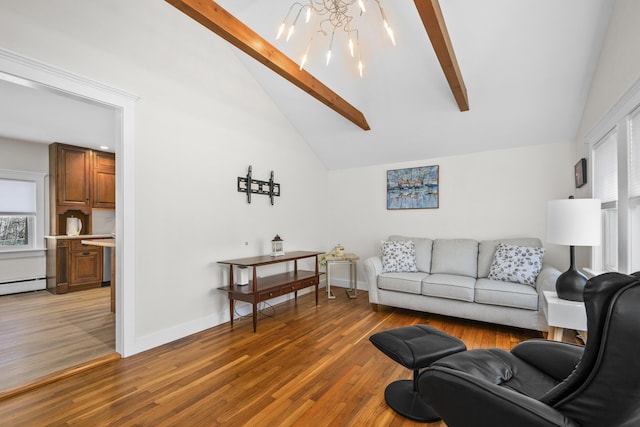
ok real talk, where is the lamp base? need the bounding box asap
[555,267,588,302]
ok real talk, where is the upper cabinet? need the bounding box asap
[52,144,92,208]
[93,151,115,209]
[49,143,115,235]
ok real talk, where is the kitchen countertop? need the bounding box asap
[81,238,115,248]
[45,234,114,240]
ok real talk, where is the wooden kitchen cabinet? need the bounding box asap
[93,151,115,209]
[51,144,92,209]
[46,238,103,294]
[47,142,113,295]
[49,143,115,235]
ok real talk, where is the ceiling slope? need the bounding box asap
[216,0,614,170]
[414,0,468,111]
[165,0,370,130]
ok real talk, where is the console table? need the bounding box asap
[218,251,322,332]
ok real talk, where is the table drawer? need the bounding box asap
[258,289,280,300]
[302,276,319,288]
[281,282,303,293]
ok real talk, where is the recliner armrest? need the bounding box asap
[511,339,583,382]
[420,366,578,427]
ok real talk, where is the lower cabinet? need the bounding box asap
[69,241,103,291]
[47,238,103,294]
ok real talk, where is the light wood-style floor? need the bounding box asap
[0,287,115,394]
[0,288,559,426]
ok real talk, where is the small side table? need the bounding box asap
[325,253,359,300]
[543,291,587,342]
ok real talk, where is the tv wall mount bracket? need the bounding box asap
[237,165,280,205]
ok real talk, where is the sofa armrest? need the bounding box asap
[536,267,561,322]
[363,256,382,304]
[420,367,578,427]
[536,266,561,294]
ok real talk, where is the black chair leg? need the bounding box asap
[383,369,440,422]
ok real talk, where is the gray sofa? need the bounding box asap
[363,236,561,332]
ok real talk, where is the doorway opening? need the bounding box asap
[0,48,138,394]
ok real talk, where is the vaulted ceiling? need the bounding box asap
[203,0,613,169]
[0,1,613,170]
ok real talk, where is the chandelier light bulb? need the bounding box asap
[276,0,394,77]
[276,22,285,40]
[286,25,295,42]
[384,20,396,46]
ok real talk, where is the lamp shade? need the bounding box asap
[546,198,601,246]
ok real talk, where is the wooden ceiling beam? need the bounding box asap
[165,0,370,130]
[414,0,469,111]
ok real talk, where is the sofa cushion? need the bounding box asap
[381,240,419,273]
[430,239,479,277]
[488,243,546,286]
[379,272,429,294]
[389,235,433,273]
[475,278,539,311]
[421,274,476,302]
[478,238,543,278]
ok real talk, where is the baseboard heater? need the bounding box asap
[0,277,46,295]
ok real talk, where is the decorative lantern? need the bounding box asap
[271,234,285,257]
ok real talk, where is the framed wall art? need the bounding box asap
[575,158,587,188]
[387,165,439,210]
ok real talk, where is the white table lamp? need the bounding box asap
[546,197,601,301]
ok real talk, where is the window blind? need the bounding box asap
[630,109,640,198]
[593,132,618,203]
[0,179,36,213]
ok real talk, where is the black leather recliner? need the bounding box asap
[418,271,640,427]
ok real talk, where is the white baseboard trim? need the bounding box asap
[0,278,46,295]
[133,286,318,354]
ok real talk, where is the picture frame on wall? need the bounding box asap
[575,158,587,188]
[387,165,439,209]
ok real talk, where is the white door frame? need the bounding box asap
[0,48,138,357]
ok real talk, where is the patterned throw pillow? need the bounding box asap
[381,240,418,273]
[488,243,545,287]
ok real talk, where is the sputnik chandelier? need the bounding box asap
[276,0,395,78]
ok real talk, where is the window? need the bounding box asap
[593,131,618,272]
[630,108,640,271]
[589,82,640,274]
[0,170,47,253]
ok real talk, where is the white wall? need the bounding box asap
[327,142,574,285]
[571,0,640,268]
[0,1,329,352]
[574,0,640,159]
[0,137,48,286]
[0,137,48,173]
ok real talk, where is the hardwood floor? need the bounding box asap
[0,287,115,395]
[0,288,547,426]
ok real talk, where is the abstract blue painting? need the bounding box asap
[387,165,439,209]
